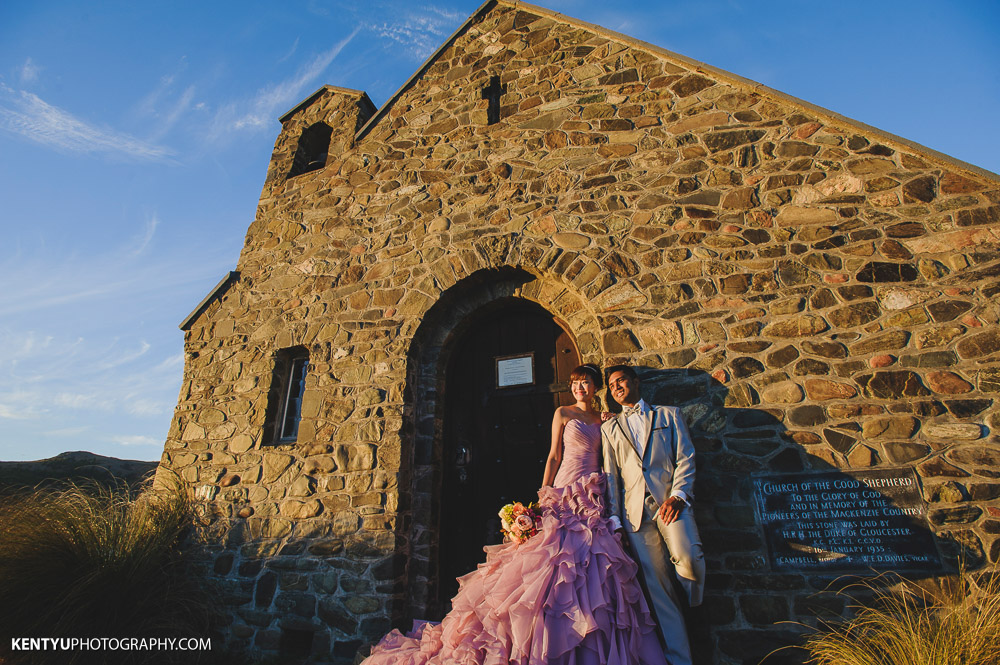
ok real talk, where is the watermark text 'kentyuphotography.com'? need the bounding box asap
[10,637,212,653]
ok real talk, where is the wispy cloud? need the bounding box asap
[42,426,90,437]
[153,354,185,372]
[111,434,159,447]
[127,399,169,417]
[128,214,159,257]
[0,401,38,420]
[0,386,49,420]
[136,63,200,142]
[97,340,152,370]
[210,27,360,137]
[54,392,114,411]
[13,331,56,361]
[137,63,187,117]
[277,37,301,65]
[151,84,196,141]
[372,6,465,59]
[0,84,174,161]
[138,74,177,115]
[0,237,227,319]
[20,57,41,84]
[0,279,135,317]
[0,225,228,449]
[1,330,181,423]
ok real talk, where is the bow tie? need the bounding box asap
[622,405,642,418]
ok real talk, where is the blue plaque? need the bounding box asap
[753,467,942,571]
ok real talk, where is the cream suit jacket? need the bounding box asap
[602,404,704,607]
[601,404,696,532]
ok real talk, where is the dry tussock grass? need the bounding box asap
[0,480,220,664]
[800,569,1000,665]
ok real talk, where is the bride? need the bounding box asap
[361,364,668,665]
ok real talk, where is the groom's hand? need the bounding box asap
[657,496,685,524]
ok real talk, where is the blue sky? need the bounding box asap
[1,0,998,462]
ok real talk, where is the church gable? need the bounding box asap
[161,2,1000,663]
[244,0,998,294]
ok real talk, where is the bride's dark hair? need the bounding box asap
[569,364,602,389]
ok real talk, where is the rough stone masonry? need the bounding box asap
[155,1,1000,663]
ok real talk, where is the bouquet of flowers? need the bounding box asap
[498,501,542,544]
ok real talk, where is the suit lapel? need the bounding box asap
[614,414,643,465]
[642,408,656,457]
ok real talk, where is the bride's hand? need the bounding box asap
[600,411,614,422]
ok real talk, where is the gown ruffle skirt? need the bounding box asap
[364,420,668,665]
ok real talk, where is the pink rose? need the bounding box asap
[514,514,534,531]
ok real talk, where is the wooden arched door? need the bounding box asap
[437,299,580,609]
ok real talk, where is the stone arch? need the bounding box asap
[399,265,602,620]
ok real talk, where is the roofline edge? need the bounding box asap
[180,271,240,331]
[498,0,999,182]
[355,0,498,142]
[348,0,997,182]
[279,85,376,124]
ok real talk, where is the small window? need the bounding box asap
[288,122,332,178]
[265,347,309,443]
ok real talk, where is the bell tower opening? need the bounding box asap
[288,121,333,177]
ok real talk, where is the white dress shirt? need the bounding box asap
[623,399,650,457]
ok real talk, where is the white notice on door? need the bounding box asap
[496,353,534,388]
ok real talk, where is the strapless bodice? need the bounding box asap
[552,419,601,488]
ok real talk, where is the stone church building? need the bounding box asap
[157,1,1000,663]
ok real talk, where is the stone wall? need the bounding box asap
[157,1,1000,663]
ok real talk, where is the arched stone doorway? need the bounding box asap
[402,267,601,621]
[437,298,580,604]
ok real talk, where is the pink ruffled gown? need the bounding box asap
[363,419,668,665]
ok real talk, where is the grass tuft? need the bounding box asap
[800,569,1000,665]
[0,480,219,664]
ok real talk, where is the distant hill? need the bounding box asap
[0,451,159,495]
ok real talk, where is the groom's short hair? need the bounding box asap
[605,364,638,382]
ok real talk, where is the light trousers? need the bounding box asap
[624,497,704,665]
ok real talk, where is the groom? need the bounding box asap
[601,365,705,665]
